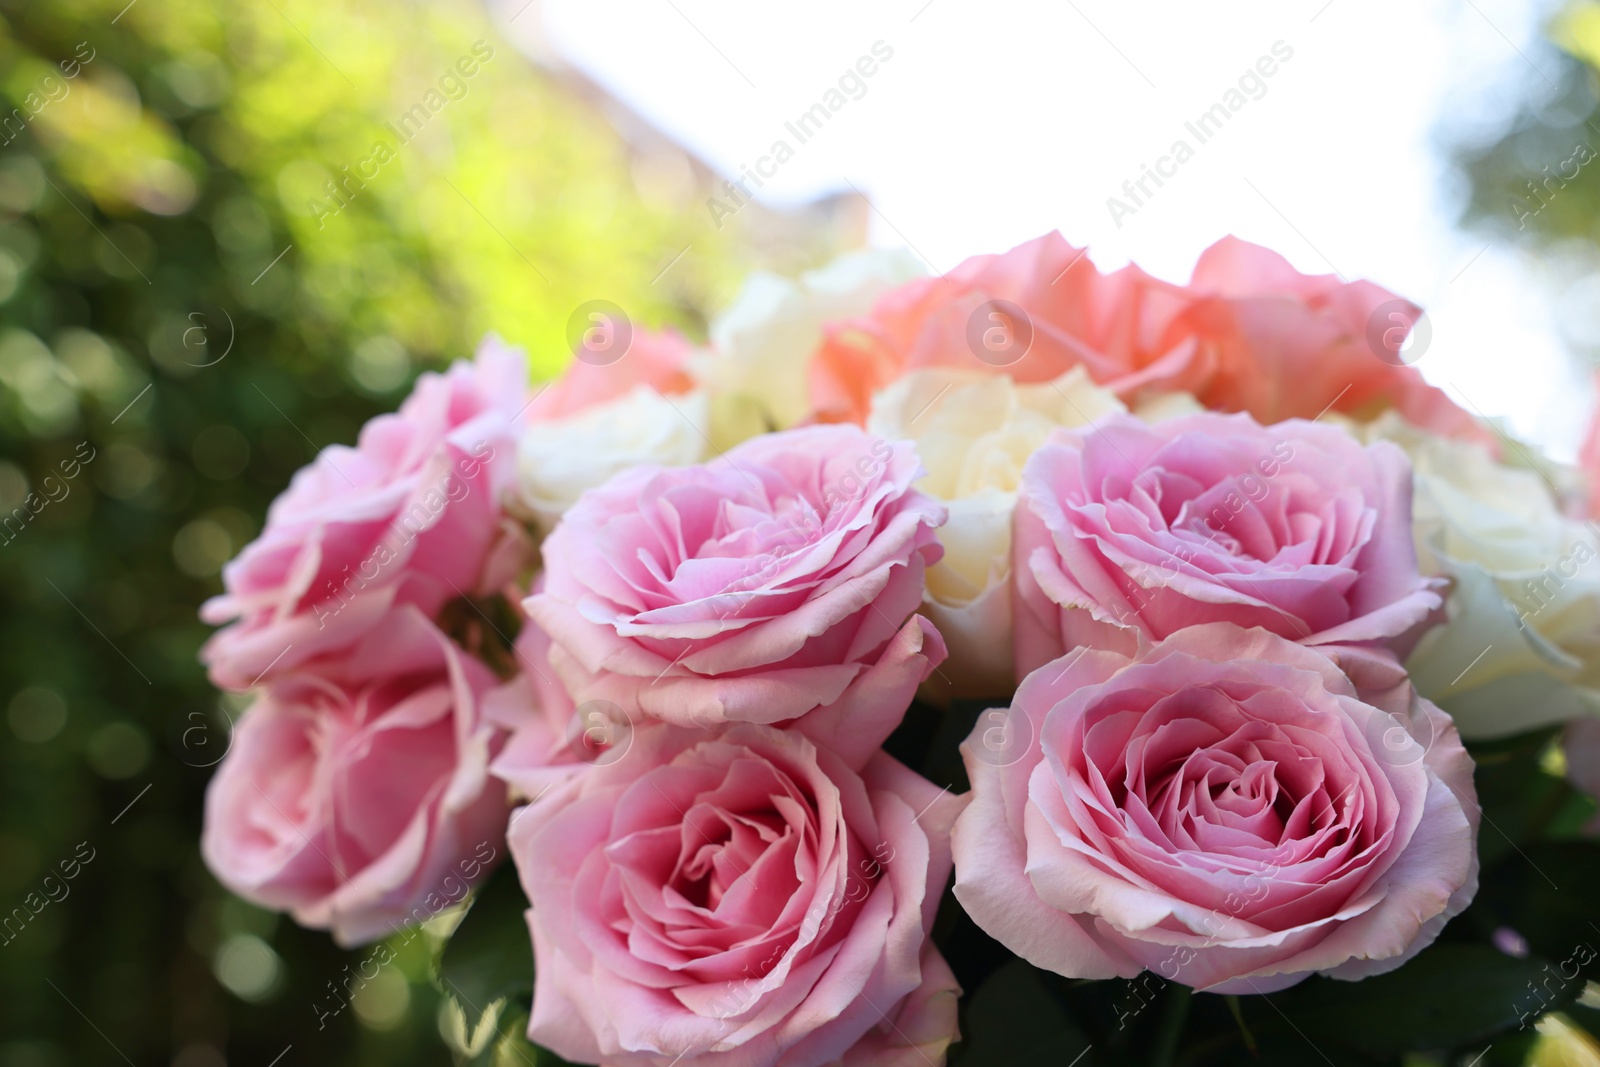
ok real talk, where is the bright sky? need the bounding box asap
[497,0,1589,458]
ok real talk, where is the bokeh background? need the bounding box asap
[2,0,1600,1064]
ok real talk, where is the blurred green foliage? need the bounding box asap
[1451,0,1600,366]
[0,0,791,1062]
[13,0,1589,1062]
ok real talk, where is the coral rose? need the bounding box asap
[951,624,1479,993]
[806,232,1478,442]
[808,232,1202,426]
[1182,236,1483,439]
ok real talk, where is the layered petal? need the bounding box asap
[510,723,964,1067]
[201,609,508,945]
[951,624,1478,992]
[528,425,947,765]
[201,341,526,690]
[1013,412,1441,676]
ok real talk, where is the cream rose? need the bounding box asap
[512,329,708,531]
[516,384,709,528]
[1360,413,1600,738]
[692,248,925,445]
[866,367,1127,697]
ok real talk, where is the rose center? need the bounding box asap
[1162,753,1292,847]
[671,806,787,911]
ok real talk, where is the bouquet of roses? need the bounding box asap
[196,232,1600,1066]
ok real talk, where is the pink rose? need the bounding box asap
[483,593,627,803]
[1578,369,1600,518]
[1564,717,1600,834]
[201,608,509,945]
[526,424,948,768]
[1013,411,1441,677]
[804,232,1480,443]
[952,624,1479,993]
[510,720,966,1066]
[200,341,527,691]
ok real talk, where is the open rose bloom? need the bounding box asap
[200,342,528,691]
[1013,412,1443,675]
[808,232,1479,442]
[511,723,964,1067]
[954,625,1478,993]
[198,231,1600,1064]
[202,609,508,945]
[525,423,950,764]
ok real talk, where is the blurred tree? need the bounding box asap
[1451,0,1600,369]
[0,0,832,1063]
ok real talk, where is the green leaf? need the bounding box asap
[951,958,1093,1066]
[1241,1033,1395,1067]
[1543,783,1599,840]
[1466,728,1565,868]
[461,1004,577,1067]
[1475,840,1600,971]
[437,859,534,1030]
[1265,943,1582,1056]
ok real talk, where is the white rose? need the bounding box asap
[514,386,709,531]
[692,248,925,444]
[1127,390,1205,422]
[1358,413,1600,738]
[867,367,1130,698]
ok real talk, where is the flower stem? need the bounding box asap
[1226,993,1257,1055]
[1150,982,1193,1067]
